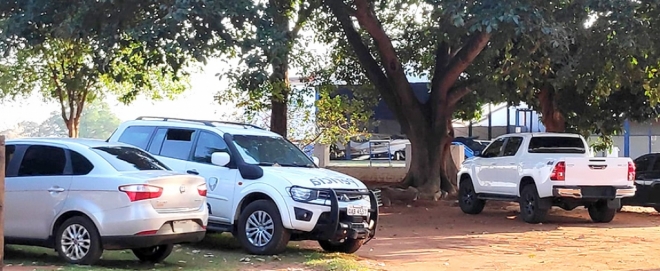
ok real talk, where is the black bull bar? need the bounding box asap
[317,188,382,244]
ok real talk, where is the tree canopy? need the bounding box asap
[313,0,575,196]
[0,35,188,137]
[491,1,660,148]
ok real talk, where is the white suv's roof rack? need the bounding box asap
[135,116,264,130]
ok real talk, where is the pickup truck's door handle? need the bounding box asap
[47,187,65,193]
[509,162,516,165]
[490,162,497,166]
[187,169,199,175]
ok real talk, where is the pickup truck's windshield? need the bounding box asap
[528,136,586,153]
[231,135,315,167]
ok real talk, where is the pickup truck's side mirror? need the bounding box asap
[211,152,231,167]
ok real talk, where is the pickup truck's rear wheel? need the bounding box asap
[588,200,616,223]
[653,207,660,213]
[458,179,485,214]
[519,184,548,224]
[318,238,364,254]
[237,199,291,255]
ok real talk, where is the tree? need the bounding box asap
[218,0,324,138]
[41,101,122,139]
[317,0,566,196]
[0,0,263,137]
[493,1,660,144]
[0,37,187,137]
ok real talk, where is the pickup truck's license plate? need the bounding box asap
[347,205,369,216]
[173,220,196,233]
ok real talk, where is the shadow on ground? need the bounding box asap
[4,233,325,271]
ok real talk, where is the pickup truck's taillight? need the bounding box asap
[628,161,636,181]
[550,161,566,181]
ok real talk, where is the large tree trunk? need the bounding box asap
[267,0,292,138]
[269,64,289,138]
[538,86,566,132]
[65,119,81,138]
[401,110,456,198]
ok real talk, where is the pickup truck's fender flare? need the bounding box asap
[519,162,555,198]
[456,164,479,192]
[232,183,294,229]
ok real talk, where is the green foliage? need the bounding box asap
[490,0,660,139]
[0,36,188,137]
[0,0,258,74]
[312,0,569,126]
[313,84,379,145]
[215,0,325,138]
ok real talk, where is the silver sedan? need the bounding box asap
[4,138,209,265]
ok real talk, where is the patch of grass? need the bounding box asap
[4,234,377,271]
[304,252,379,271]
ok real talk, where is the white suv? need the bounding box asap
[107,117,380,255]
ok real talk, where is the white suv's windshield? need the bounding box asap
[232,135,314,167]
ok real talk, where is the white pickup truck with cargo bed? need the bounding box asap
[457,133,636,224]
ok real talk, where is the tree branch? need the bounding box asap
[324,0,408,125]
[290,0,321,39]
[438,32,491,99]
[448,86,473,106]
[49,64,68,123]
[352,0,421,110]
[429,41,451,109]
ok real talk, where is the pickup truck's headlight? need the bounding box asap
[289,187,318,202]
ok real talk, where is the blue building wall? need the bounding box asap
[333,82,431,121]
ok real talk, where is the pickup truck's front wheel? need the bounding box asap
[519,184,548,224]
[588,200,616,223]
[459,178,485,214]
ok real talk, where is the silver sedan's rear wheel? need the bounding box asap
[54,216,103,265]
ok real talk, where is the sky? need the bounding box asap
[0,58,244,131]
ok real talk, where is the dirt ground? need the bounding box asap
[356,200,660,271]
[6,201,660,271]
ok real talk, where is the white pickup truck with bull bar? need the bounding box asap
[107,116,382,255]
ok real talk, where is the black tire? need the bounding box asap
[654,206,660,213]
[132,244,174,263]
[54,216,104,265]
[519,184,548,224]
[318,238,364,254]
[616,205,624,212]
[458,179,485,215]
[237,199,291,255]
[588,200,617,223]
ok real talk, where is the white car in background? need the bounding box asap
[3,138,208,265]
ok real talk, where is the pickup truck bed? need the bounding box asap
[456,133,636,224]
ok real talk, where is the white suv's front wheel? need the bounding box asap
[236,199,291,255]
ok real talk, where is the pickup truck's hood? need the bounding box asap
[261,167,367,190]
